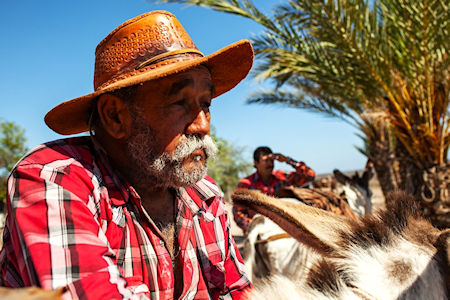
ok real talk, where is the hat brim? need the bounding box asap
[45,39,254,135]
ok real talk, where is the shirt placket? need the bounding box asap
[113,184,173,299]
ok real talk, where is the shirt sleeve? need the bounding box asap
[236,178,251,189]
[4,161,148,300]
[286,160,316,187]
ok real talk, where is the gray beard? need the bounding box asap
[126,114,217,190]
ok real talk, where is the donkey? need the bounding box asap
[333,162,374,217]
[311,162,375,217]
[233,188,449,300]
[242,213,322,283]
[238,166,369,281]
[243,186,358,283]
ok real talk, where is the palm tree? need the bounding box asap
[158,0,449,227]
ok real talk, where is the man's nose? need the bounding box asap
[185,110,210,137]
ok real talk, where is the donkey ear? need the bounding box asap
[333,169,350,185]
[232,188,354,256]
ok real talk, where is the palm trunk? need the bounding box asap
[392,141,450,228]
[365,117,400,200]
[368,148,398,199]
[368,129,449,228]
[416,164,450,229]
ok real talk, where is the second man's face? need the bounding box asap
[255,154,274,177]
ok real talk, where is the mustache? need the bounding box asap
[172,134,218,162]
[151,134,218,172]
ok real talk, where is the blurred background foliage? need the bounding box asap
[208,128,252,200]
[0,120,28,209]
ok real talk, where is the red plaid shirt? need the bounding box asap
[232,161,315,232]
[0,137,251,299]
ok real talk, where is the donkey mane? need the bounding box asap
[304,192,439,297]
[341,191,423,250]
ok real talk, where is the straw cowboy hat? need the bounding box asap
[45,10,254,135]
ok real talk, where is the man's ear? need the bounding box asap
[96,94,131,139]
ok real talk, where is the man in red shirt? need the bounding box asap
[233,146,316,233]
[0,11,253,299]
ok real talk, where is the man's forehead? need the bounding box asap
[138,66,214,97]
[174,66,212,88]
[259,154,273,160]
[168,74,213,96]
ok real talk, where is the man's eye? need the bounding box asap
[172,99,186,106]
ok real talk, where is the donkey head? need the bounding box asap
[232,189,449,299]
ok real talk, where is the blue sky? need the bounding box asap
[0,0,366,174]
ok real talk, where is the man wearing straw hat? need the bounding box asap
[0,11,253,299]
